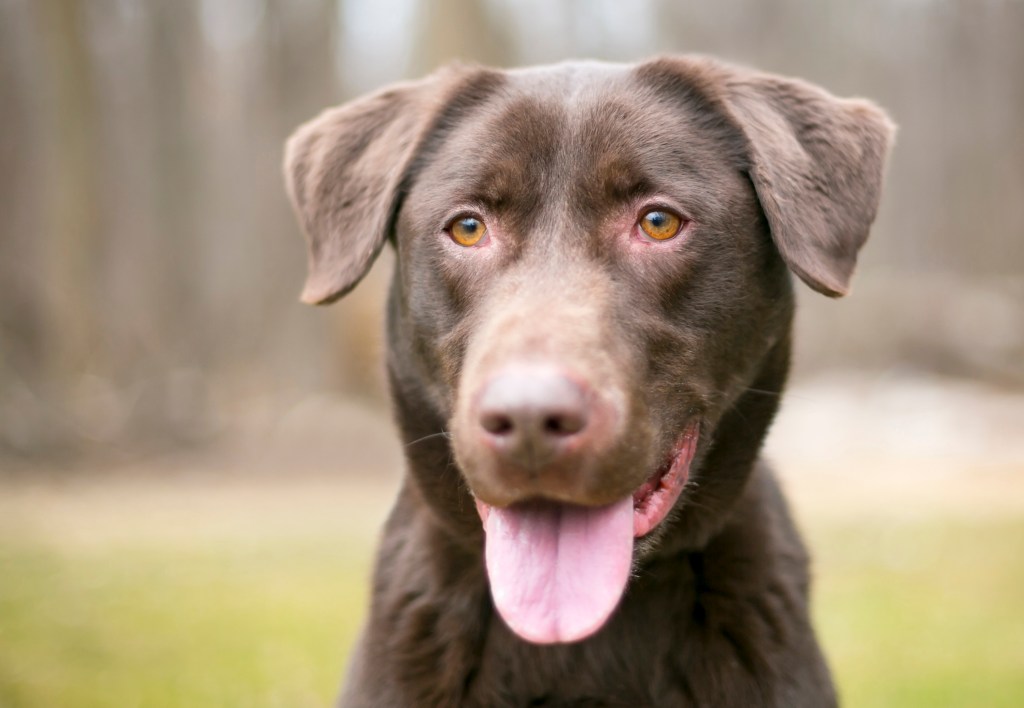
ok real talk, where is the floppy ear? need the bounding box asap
[721,68,895,297]
[284,68,494,305]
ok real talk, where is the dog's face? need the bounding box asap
[285,57,893,645]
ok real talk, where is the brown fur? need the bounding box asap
[284,55,893,707]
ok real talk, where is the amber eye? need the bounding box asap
[638,210,683,241]
[448,216,487,246]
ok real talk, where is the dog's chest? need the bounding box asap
[456,574,691,706]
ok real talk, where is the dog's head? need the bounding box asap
[285,56,893,645]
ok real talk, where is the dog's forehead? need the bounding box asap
[415,61,744,225]
[433,60,714,163]
[494,60,676,142]
[503,59,633,98]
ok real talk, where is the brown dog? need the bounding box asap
[284,55,893,707]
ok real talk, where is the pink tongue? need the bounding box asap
[483,496,634,644]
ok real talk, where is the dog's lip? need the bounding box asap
[474,419,700,539]
[632,419,700,537]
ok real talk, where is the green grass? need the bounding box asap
[1,492,1022,707]
[0,537,370,707]
[811,518,1024,707]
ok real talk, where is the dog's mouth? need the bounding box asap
[474,419,700,646]
[631,419,700,538]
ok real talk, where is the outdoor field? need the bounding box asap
[3,1,1023,706]
[2,379,1022,708]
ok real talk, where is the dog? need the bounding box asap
[284,55,893,707]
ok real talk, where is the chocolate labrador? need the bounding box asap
[284,55,893,707]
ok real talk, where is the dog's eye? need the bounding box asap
[448,216,487,247]
[639,210,683,241]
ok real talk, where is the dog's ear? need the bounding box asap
[721,67,895,297]
[283,80,429,305]
[284,67,498,305]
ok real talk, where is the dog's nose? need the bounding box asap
[477,368,589,469]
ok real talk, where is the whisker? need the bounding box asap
[743,387,784,397]
[405,430,451,448]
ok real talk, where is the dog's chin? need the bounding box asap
[472,418,700,645]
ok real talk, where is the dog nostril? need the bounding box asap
[475,367,592,449]
[543,412,585,436]
[481,412,515,436]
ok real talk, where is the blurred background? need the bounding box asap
[1,0,1022,706]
